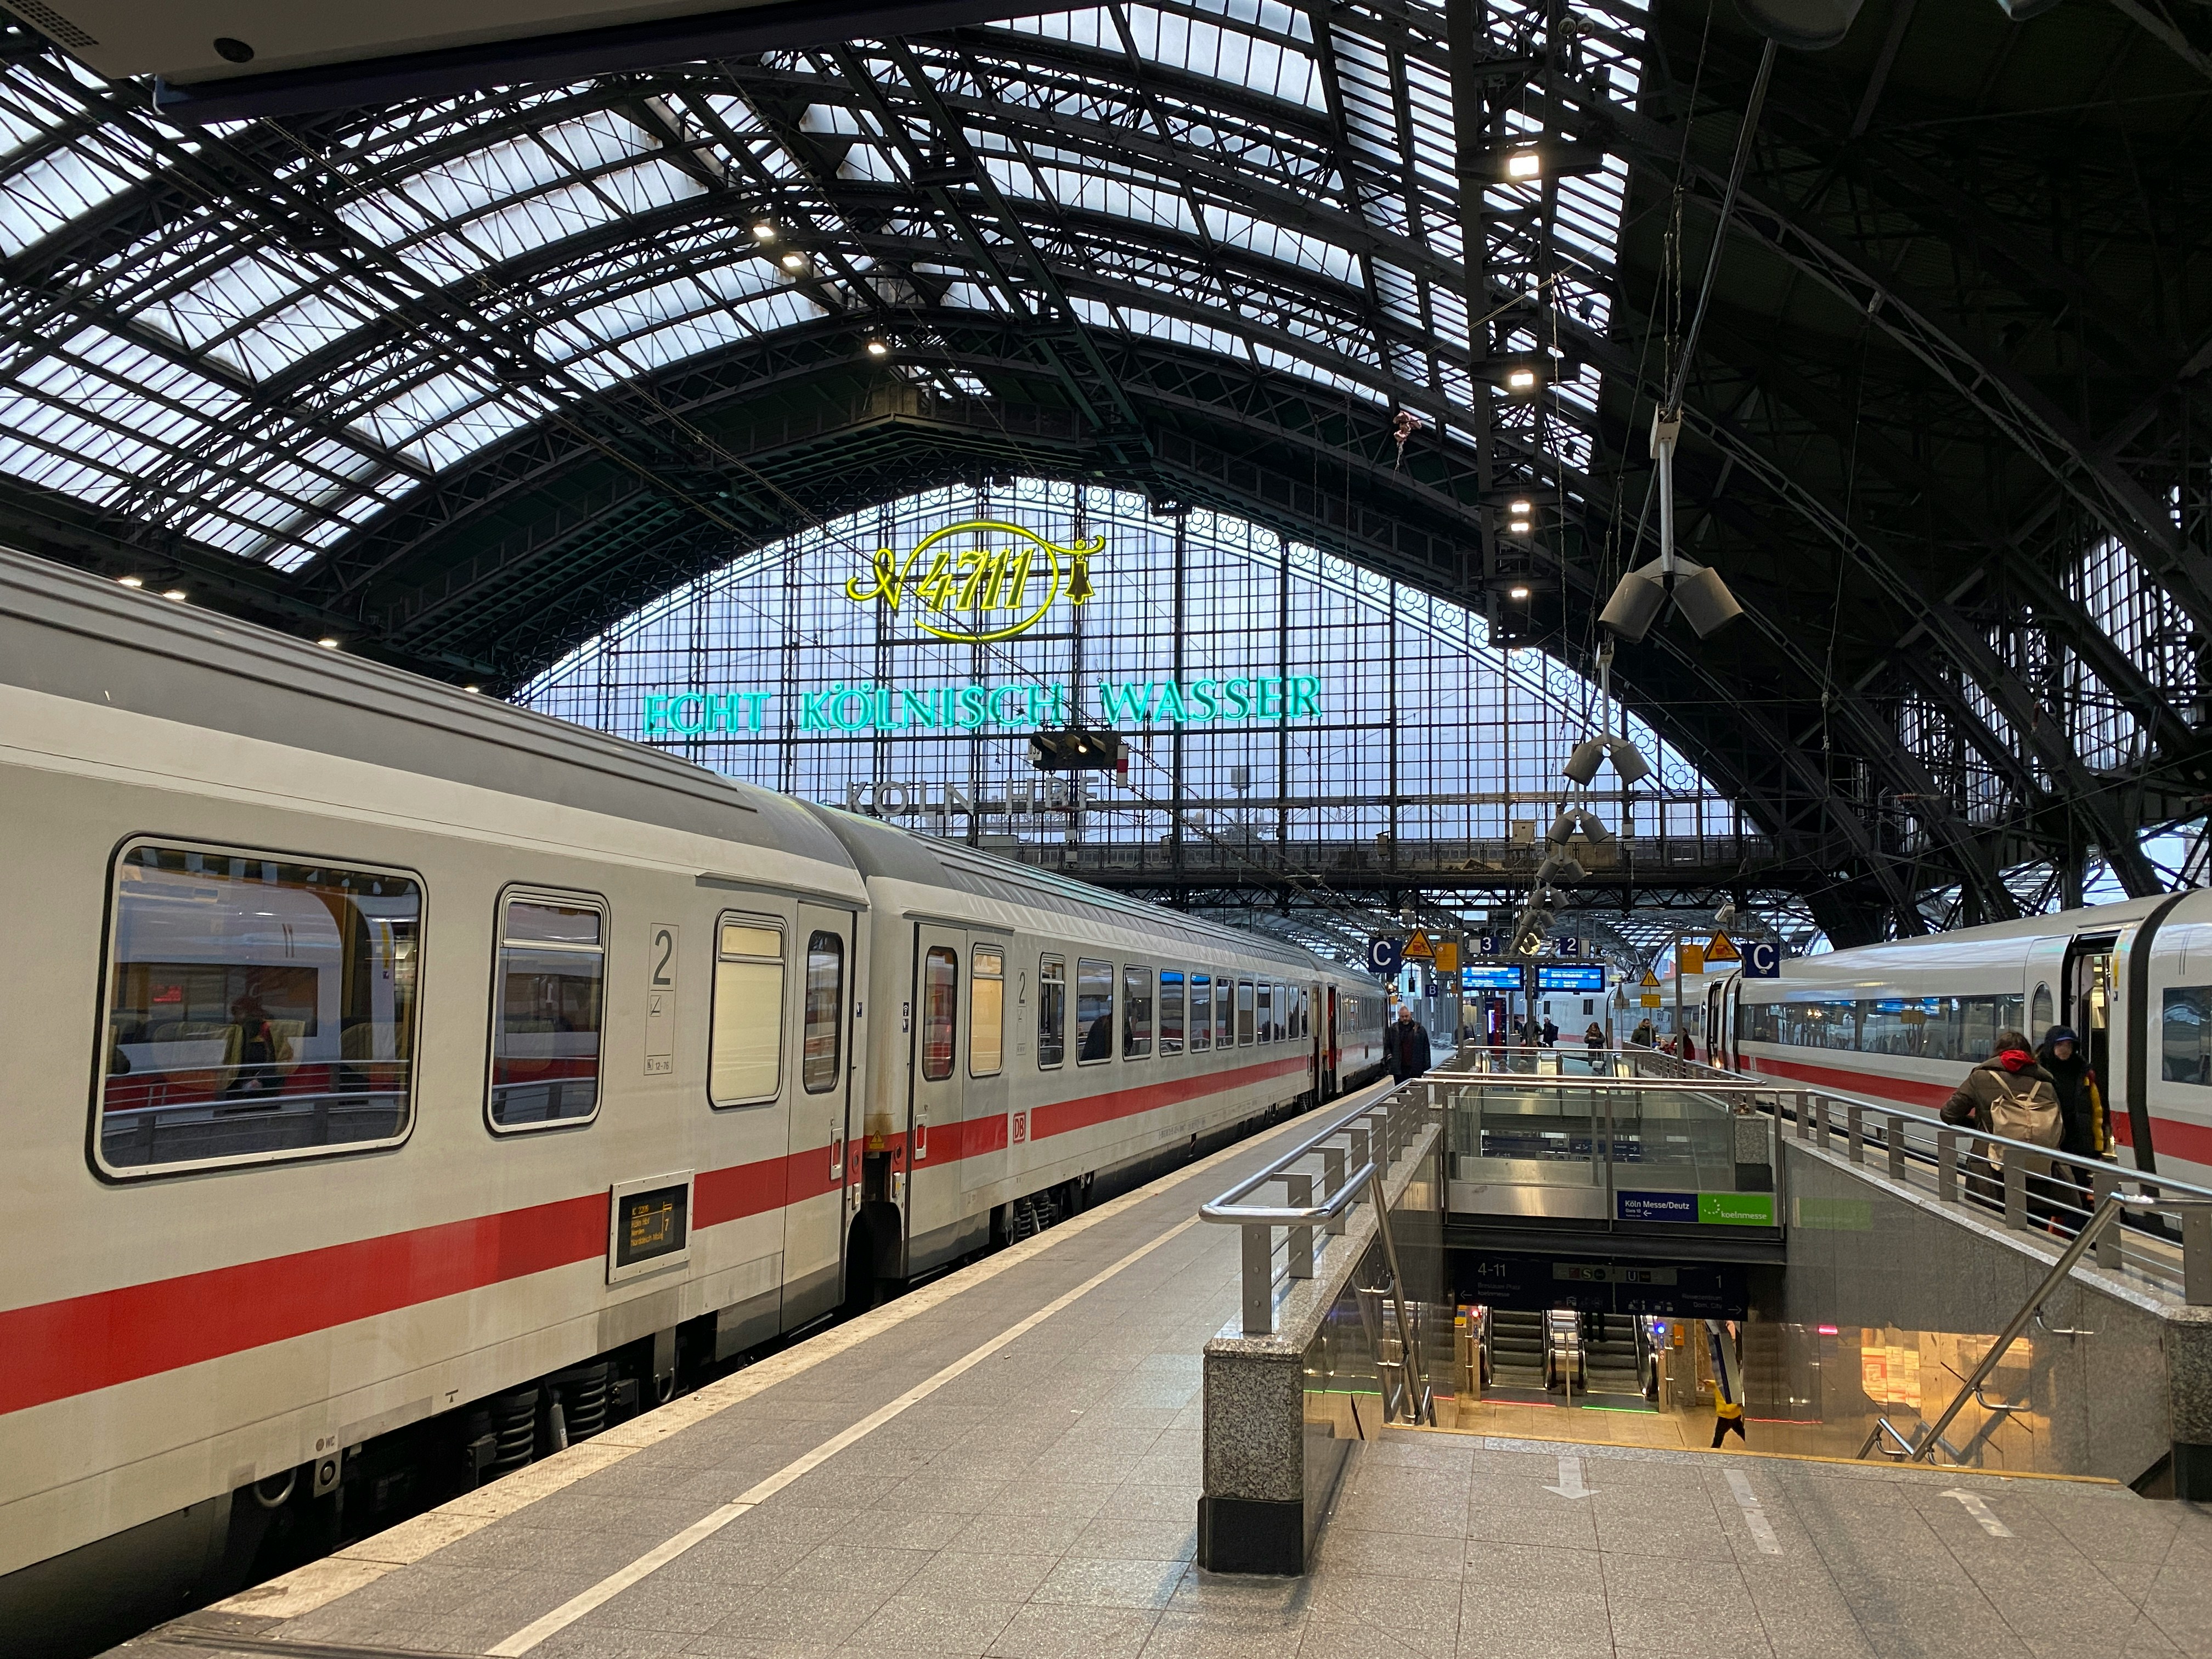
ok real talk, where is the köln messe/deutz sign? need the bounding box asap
[843,518,1103,644]
[641,675,1325,737]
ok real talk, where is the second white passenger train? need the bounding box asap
[0,551,1387,1657]
[1697,892,2212,1183]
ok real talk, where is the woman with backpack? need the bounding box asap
[1940,1029,2064,1211]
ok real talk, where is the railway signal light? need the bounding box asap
[1029,729,1125,771]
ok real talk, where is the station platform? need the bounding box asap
[108,1082,2212,1659]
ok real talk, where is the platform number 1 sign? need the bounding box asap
[646,924,679,1075]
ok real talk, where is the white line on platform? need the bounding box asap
[484,1214,1204,1656]
[1942,1488,2012,1537]
[1725,1468,1782,1554]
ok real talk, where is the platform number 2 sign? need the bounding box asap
[645,924,679,1075]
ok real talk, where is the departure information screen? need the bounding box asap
[1536,966,1606,992]
[614,1183,689,1269]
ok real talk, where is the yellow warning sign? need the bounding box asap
[1435,941,1460,974]
[1703,931,1741,963]
[1641,994,1663,1008]
[1679,944,1705,977]
[1403,931,1435,961]
[1639,969,1660,989]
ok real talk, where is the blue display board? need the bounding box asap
[1536,964,1606,992]
[1462,964,1525,991]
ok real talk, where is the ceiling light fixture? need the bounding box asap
[751,221,777,242]
[1508,584,1530,600]
[780,251,808,273]
[317,636,340,648]
[116,574,143,588]
[1508,368,1537,390]
[1509,498,1532,515]
[464,684,482,693]
[1509,520,1532,536]
[1505,149,1542,180]
[161,588,187,601]
[865,338,890,358]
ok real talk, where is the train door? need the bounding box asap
[961,939,1009,1211]
[782,904,854,1328]
[907,924,964,1275]
[2064,933,2118,1094]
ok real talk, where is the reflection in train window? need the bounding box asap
[1255,982,1273,1045]
[99,843,421,1172]
[970,946,1005,1078]
[1124,966,1154,1059]
[490,893,606,1130]
[1273,982,1288,1041]
[1216,971,1234,1048]
[1160,970,1186,1055]
[1038,955,1066,1069]
[2164,988,2212,1086]
[2031,983,2055,1040]
[803,932,843,1093]
[1740,994,2026,1063]
[1297,988,1310,1041]
[1238,979,1255,1046]
[922,947,958,1081]
[1189,974,1212,1052]
[1077,959,1114,1063]
[711,916,785,1105]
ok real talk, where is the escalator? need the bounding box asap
[1485,1308,1549,1400]
[1577,1314,1657,1409]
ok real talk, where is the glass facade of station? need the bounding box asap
[517,477,1735,851]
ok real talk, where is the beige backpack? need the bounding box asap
[1987,1069,2063,1149]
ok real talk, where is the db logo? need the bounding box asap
[1011,1111,1028,1143]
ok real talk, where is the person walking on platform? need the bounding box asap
[1385,1006,1432,1083]
[1940,1029,2062,1209]
[2038,1025,2107,1215]
[1541,1015,1559,1047]
[1707,1320,1747,1447]
[1631,1017,1655,1049]
[1584,1021,1605,1054]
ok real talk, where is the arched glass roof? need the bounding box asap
[0,0,1644,571]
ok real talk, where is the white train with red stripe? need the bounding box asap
[0,551,1386,1658]
[1701,893,2212,1180]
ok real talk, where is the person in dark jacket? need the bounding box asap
[1541,1017,1559,1046]
[1385,1007,1432,1082]
[2035,1027,2107,1159]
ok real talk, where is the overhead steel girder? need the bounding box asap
[1692,312,2187,755]
[1557,74,2212,634]
[1659,331,2159,897]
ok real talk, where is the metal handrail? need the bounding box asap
[1198,1076,1441,1423]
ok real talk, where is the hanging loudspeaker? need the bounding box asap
[1562,737,1608,787]
[1672,561,1745,638]
[1734,0,1866,48]
[1598,561,1668,641]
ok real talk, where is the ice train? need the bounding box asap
[1701,893,2212,1181]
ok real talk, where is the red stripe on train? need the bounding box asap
[1,1052,1313,1415]
[1741,1052,2212,1166]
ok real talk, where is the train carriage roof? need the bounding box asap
[0,545,845,864]
[802,802,1338,975]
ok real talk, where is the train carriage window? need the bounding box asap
[1189,975,1212,1052]
[1238,979,1255,1046]
[2164,988,2212,1085]
[1077,959,1114,1063]
[1298,988,1310,1041]
[1039,955,1067,1069]
[970,946,1005,1078]
[1217,972,1234,1048]
[922,947,958,1081]
[1273,982,1287,1041]
[98,844,422,1173]
[1124,966,1154,1059]
[710,917,785,1105]
[803,932,843,1093]
[1160,969,1186,1056]
[2031,983,2055,1040]
[490,893,607,1130]
[1255,982,1273,1045]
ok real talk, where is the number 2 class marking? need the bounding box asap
[652,928,674,986]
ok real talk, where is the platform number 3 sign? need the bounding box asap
[646,924,679,1075]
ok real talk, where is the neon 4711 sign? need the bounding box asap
[843,520,1103,644]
